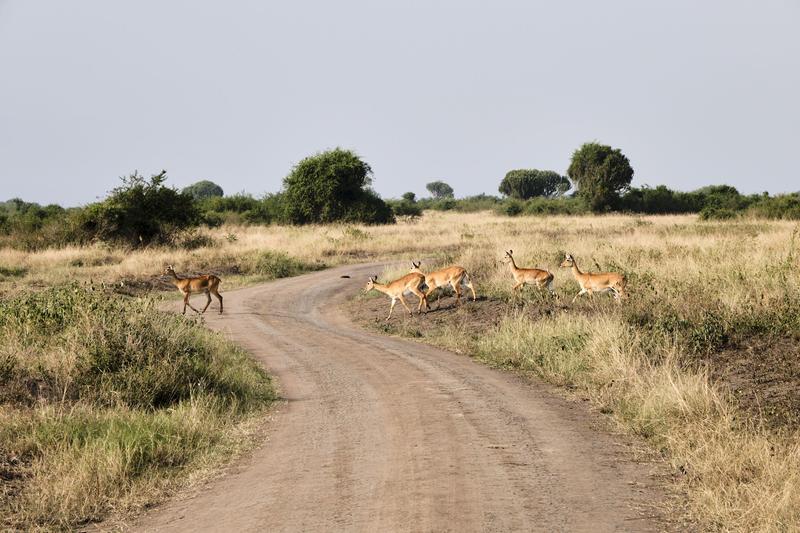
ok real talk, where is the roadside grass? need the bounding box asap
[0,286,275,531]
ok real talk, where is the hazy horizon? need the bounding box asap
[1,1,798,207]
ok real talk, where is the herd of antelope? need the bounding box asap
[163,252,626,320]
[364,251,627,321]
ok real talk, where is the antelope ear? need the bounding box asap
[508,250,513,255]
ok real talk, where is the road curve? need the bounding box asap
[134,263,668,532]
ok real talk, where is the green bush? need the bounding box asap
[78,171,201,247]
[182,180,224,201]
[746,193,800,220]
[620,185,702,214]
[501,200,524,217]
[282,148,394,225]
[200,193,261,214]
[699,206,739,220]
[522,196,588,215]
[388,198,423,217]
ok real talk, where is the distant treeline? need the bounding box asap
[3,144,799,251]
[389,185,800,221]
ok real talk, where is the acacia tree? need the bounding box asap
[426,181,454,199]
[567,142,634,211]
[498,169,571,199]
[283,148,394,224]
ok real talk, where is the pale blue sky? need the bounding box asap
[0,1,798,206]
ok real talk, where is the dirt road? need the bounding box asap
[135,263,670,532]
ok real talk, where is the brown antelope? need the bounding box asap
[364,272,428,320]
[501,250,555,297]
[164,265,223,314]
[409,261,476,309]
[559,253,626,303]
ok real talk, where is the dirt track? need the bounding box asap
[134,263,671,532]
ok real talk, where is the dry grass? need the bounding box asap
[0,287,275,531]
[3,211,800,530]
[348,212,800,531]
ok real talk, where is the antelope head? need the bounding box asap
[560,254,575,268]
[501,249,514,263]
[410,261,422,273]
[363,275,378,293]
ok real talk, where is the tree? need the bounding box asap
[79,171,201,246]
[426,181,454,199]
[402,192,416,202]
[498,169,571,199]
[282,148,394,224]
[567,142,634,211]
[182,180,224,200]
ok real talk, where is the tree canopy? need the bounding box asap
[426,181,454,199]
[282,148,394,224]
[182,180,224,200]
[567,142,634,211]
[498,169,571,199]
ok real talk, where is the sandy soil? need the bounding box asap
[132,263,675,532]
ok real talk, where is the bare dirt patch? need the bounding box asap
[703,337,800,431]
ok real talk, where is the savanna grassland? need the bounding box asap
[2,211,799,531]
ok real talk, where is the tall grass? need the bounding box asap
[0,287,275,530]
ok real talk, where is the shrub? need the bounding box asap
[283,148,394,225]
[522,196,588,215]
[746,193,800,220]
[699,206,738,220]
[182,180,224,200]
[501,200,524,217]
[389,199,423,217]
[620,185,702,214]
[78,171,201,247]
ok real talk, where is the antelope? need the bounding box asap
[409,261,476,309]
[364,272,428,321]
[559,253,626,303]
[164,265,223,314]
[501,250,555,297]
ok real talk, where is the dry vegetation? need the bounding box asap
[350,212,800,531]
[2,211,799,531]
